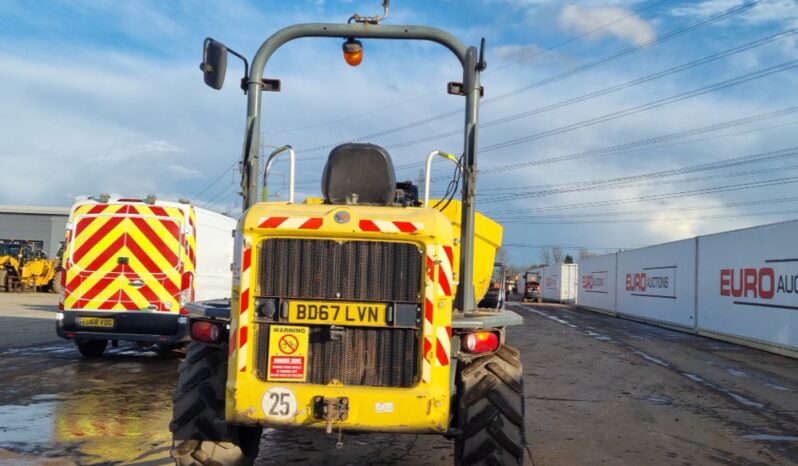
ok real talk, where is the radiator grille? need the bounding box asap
[256,239,423,303]
[255,324,420,388]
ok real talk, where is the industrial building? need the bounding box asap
[0,205,70,258]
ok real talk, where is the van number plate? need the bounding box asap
[76,317,115,328]
[287,301,387,327]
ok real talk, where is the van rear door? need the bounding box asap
[65,203,185,312]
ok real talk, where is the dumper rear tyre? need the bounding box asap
[454,345,526,466]
[170,341,262,466]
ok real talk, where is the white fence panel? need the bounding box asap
[541,265,559,302]
[539,264,578,303]
[577,254,617,314]
[617,239,696,329]
[697,220,798,353]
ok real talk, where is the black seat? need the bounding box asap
[321,143,396,205]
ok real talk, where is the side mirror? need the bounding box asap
[200,38,228,90]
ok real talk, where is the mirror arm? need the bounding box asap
[226,48,250,94]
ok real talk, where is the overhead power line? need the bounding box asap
[294,0,761,157]
[497,209,798,225]
[479,60,798,153]
[192,159,238,199]
[474,111,798,175]
[490,196,798,221]
[479,146,798,203]
[265,0,674,135]
[283,115,798,191]
[485,176,798,215]
[372,29,797,158]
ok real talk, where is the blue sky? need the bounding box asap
[1,0,797,266]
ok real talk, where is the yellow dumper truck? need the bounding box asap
[171,5,525,465]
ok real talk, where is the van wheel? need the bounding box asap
[170,341,262,466]
[52,270,63,294]
[77,339,107,358]
[454,345,526,466]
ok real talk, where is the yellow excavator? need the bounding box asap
[1,240,60,292]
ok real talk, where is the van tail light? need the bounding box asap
[462,331,500,354]
[190,320,223,344]
[179,272,194,313]
[58,270,67,310]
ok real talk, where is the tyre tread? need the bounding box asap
[170,341,261,466]
[455,344,525,466]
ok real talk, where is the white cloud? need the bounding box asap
[559,4,656,46]
[671,0,798,26]
[167,164,204,179]
[493,43,545,63]
[670,0,743,18]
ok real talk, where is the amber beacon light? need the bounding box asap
[342,38,363,66]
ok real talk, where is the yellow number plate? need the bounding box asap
[76,317,114,328]
[288,301,388,327]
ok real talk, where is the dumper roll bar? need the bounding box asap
[423,150,459,208]
[242,22,482,313]
[262,145,296,203]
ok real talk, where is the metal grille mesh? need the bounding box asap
[256,238,423,302]
[255,324,420,388]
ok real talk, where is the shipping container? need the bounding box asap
[526,264,579,304]
[696,220,798,358]
[577,253,617,315]
[617,238,697,330]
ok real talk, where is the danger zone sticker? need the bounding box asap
[267,326,308,382]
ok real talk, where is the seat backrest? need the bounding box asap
[321,143,396,205]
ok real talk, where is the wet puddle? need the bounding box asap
[0,349,177,465]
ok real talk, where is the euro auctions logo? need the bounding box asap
[625,272,669,292]
[582,275,604,290]
[581,271,607,293]
[719,259,798,310]
[624,266,676,298]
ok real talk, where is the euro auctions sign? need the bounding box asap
[624,267,676,299]
[719,261,798,310]
[582,271,608,293]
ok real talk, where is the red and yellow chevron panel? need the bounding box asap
[63,202,195,313]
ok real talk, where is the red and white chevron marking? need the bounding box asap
[258,216,323,229]
[437,245,454,297]
[422,247,436,383]
[238,244,252,372]
[359,220,423,233]
[435,325,452,367]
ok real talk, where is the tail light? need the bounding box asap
[58,269,67,310]
[462,331,500,354]
[190,320,223,344]
[179,272,194,314]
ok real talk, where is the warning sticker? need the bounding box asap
[267,325,309,382]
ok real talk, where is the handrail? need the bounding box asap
[262,145,295,203]
[423,150,459,208]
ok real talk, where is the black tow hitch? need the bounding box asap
[313,396,349,434]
